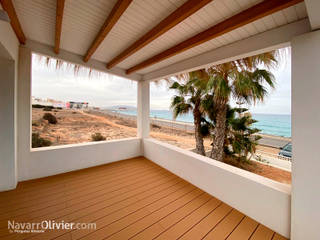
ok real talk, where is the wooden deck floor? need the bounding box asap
[0,157,287,240]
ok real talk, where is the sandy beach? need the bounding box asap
[32,108,291,184]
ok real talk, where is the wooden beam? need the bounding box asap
[106,0,213,69]
[0,0,26,44]
[143,19,310,81]
[126,0,304,74]
[83,0,133,62]
[54,0,65,54]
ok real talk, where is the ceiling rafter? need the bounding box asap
[106,0,213,69]
[83,0,133,62]
[54,0,65,54]
[126,0,304,75]
[0,0,26,44]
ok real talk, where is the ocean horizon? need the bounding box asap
[110,108,291,138]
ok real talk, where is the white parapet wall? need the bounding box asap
[19,138,142,181]
[143,138,291,238]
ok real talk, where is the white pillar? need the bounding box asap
[137,80,150,138]
[0,20,19,191]
[0,59,17,191]
[291,30,320,240]
[17,47,32,178]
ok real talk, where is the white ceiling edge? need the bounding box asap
[24,40,142,81]
[142,18,311,82]
[304,0,320,30]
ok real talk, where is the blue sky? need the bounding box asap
[32,49,291,115]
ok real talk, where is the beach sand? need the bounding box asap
[32,108,291,184]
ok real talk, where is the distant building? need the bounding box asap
[32,97,66,108]
[66,101,89,109]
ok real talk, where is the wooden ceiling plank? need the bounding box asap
[83,0,133,62]
[126,0,304,74]
[106,0,213,69]
[54,0,65,54]
[0,0,26,44]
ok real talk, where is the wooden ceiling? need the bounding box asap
[126,0,304,74]
[3,0,308,76]
[106,0,213,69]
[83,0,133,62]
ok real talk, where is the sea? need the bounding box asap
[113,109,291,138]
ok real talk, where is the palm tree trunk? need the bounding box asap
[210,103,227,161]
[193,108,205,156]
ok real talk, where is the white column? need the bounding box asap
[17,47,32,178]
[0,59,17,191]
[291,30,320,240]
[137,80,150,138]
[0,20,19,191]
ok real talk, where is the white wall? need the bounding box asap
[20,138,142,180]
[143,138,291,238]
[0,20,19,191]
[0,21,19,61]
[291,30,320,240]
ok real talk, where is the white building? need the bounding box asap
[0,0,319,239]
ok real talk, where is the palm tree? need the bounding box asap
[200,100,261,162]
[224,108,261,162]
[205,52,277,161]
[170,71,208,156]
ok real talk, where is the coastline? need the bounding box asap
[101,109,291,146]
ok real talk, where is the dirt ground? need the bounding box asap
[32,108,291,184]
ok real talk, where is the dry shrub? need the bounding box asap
[43,113,57,124]
[91,132,106,141]
[32,133,52,148]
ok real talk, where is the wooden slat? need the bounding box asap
[6,178,184,240]
[0,162,153,212]
[179,203,232,240]
[226,216,259,240]
[272,233,288,240]
[154,196,221,239]
[0,172,179,230]
[54,0,65,54]
[83,0,133,62]
[0,158,286,240]
[250,224,275,240]
[107,193,212,239]
[106,0,213,69]
[0,172,181,239]
[203,209,245,240]
[126,0,304,74]
[32,182,189,240]
[0,160,154,206]
[0,166,164,220]
[0,0,26,44]
[68,184,197,240]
